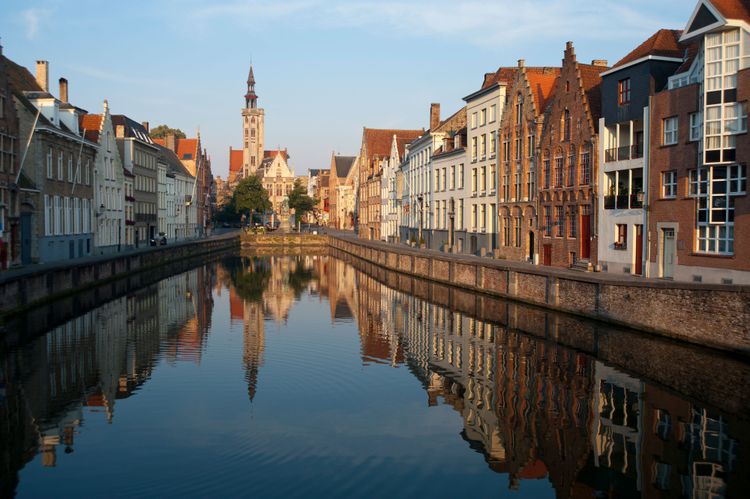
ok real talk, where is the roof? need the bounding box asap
[481,67,518,90]
[79,114,103,142]
[612,29,685,69]
[675,40,701,74]
[333,156,356,178]
[363,128,423,159]
[111,115,154,144]
[710,0,750,21]
[176,138,198,161]
[1,55,43,94]
[154,142,194,178]
[264,149,288,160]
[433,106,467,135]
[525,68,560,112]
[578,62,607,123]
[229,148,243,173]
[309,168,322,176]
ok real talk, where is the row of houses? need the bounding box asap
[329,0,749,285]
[0,49,213,269]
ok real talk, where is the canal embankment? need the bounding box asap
[328,232,750,357]
[0,232,239,319]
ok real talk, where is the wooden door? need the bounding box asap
[543,244,552,266]
[634,225,643,275]
[580,214,591,259]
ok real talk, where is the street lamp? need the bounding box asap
[449,197,455,252]
[417,195,423,246]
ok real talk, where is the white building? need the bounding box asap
[157,158,167,238]
[431,128,468,252]
[462,68,515,255]
[380,135,404,243]
[82,100,125,254]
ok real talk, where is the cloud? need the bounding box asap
[20,7,51,40]
[170,0,683,48]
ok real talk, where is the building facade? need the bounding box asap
[0,45,21,268]
[647,0,750,284]
[497,62,559,263]
[112,115,158,247]
[328,153,356,230]
[597,30,685,276]
[82,101,125,255]
[538,43,607,267]
[463,68,516,256]
[430,128,468,252]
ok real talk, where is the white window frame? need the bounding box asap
[663,117,678,145]
[662,170,677,198]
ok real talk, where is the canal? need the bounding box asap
[1,251,748,498]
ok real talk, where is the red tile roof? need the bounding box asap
[481,67,518,90]
[613,29,685,69]
[364,128,423,159]
[710,0,750,22]
[79,114,103,142]
[264,149,289,160]
[229,148,243,173]
[525,68,560,113]
[176,138,198,161]
[675,40,701,74]
[152,138,165,147]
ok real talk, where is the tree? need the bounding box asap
[150,124,186,139]
[233,175,271,218]
[287,178,316,223]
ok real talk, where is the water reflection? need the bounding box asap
[0,253,747,498]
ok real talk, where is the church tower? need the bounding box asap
[242,64,264,177]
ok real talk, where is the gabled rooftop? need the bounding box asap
[610,29,685,70]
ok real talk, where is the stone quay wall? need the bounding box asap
[240,232,329,247]
[0,234,239,318]
[329,234,750,356]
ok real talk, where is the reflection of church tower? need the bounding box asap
[243,300,265,401]
[242,64,264,178]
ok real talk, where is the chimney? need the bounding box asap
[36,60,49,92]
[430,103,440,131]
[518,59,525,68]
[116,125,125,138]
[166,133,176,152]
[591,59,608,67]
[59,77,68,103]
[142,121,150,133]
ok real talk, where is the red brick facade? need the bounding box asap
[538,42,605,267]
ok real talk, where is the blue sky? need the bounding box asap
[1,0,694,178]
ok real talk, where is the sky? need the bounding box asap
[1,0,695,179]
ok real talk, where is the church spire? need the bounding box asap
[245,63,258,109]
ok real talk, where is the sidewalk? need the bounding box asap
[0,230,240,285]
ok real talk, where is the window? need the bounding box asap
[543,158,551,189]
[480,166,486,191]
[527,133,535,158]
[480,108,486,126]
[689,168,708,197]
[489,132,496,155]
[562,109,571,141]
[471,137,477,160]
[544,206,551,236]
[489,164,496,191]
[527,169,536,201]
[489,104,496,123]
[697,225,734,254]
[471,205,477,230]
[471,168,477,193]
[662,170,677,198]
[480,134,486,157]
[514,171,521,200]
[515,95,523,125]
[514,217,521,248]
[567,151,576,186]
[569,206,577,237]
[57,152,63,180]
[615,224,627,249]
[554,156,563,187]
[580,151,591,185]
[63,197,70,235]
[480,204,486,231]
[555,206,564,237]
[515,137,522,160]
[503,217,510,246]
[54,196,61,235]
[663,117,678,145]
[44,195,51,235]
[618,78,631,105]
[690,112,702,141]
[458,164,464,189]
[46,148,53,178]
[471,112,477,129]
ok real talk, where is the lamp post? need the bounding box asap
[417,195,423,246]
[449,197,455,252]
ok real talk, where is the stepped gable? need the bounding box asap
[79,114,103,142]
[577,62,608,124]
[525,68,561,113]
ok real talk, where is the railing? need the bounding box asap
[605,143,645,162]
[604,192,644,210]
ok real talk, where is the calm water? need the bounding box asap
[1,253,748,498]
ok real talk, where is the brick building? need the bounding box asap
[357,127,421,240]
[497,61,560,263]
[647,0,749,284]
[0,44,21,268]
[538,42,607,267]
[328,153,356,230]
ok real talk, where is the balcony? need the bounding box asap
[604,192,644,210]
[605,143,644,162]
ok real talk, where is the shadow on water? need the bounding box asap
[0,249,747,498]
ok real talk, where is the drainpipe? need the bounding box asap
[643,98,652,278]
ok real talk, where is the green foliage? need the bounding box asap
[287,178,316,221]
[149,124,186,139]
[287,258,314,297]
[226,256,271,302]
[234,175,271,215]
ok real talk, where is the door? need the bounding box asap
[528,231,535,262]
[470,235,477,255]
[543,244,552,266]
[20,213,32,265]
[662,228,675,278]
[580,214,591,259]
[634,225,643,275]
